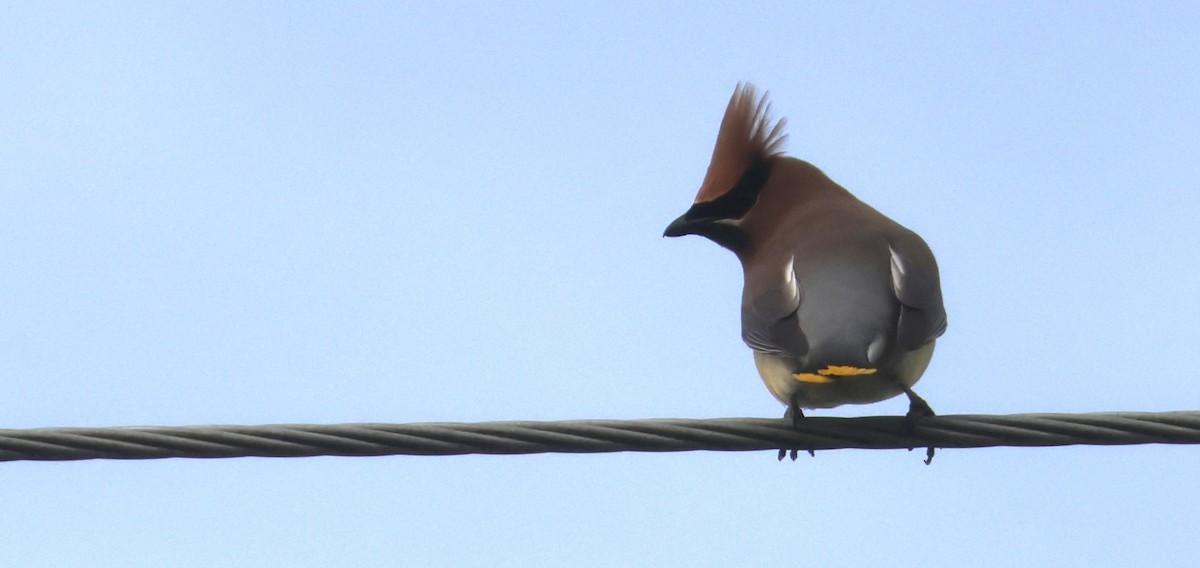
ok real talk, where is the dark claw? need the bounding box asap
[780,397,814,461]
[902,386,937,465]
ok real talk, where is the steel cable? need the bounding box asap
[1,411,1197,462]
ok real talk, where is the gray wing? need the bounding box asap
[888,230,948,350]
[740,256,808,359]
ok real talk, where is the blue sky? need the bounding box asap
[2,2,1199,566]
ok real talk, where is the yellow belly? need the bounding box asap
[753,341,936,409]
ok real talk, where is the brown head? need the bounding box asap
[663,83,790,254]
[665,84,851,258]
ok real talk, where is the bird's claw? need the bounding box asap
[779,399,815,461]
[776,448,812,461]
[901,387,936,465]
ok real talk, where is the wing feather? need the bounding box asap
[888,232,947,349]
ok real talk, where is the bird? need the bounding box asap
[664,83,947,462]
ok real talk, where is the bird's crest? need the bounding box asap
[693,83,788,203]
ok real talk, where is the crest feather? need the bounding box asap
[693,83,788,203]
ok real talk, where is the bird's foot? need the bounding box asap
[778,398,815,461]
[777,448,815,461]
[901,387,936,465]
[904,389,935,423]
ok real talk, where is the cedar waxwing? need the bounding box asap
[665,84,947,461]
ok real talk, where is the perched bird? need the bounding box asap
[664,84,947,461]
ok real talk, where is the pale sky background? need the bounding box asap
[3,2,1199,566]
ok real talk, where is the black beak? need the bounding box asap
[663,212,696,238]
[662,202,745,252]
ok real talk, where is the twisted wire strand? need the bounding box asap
[1,411,1197,462]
